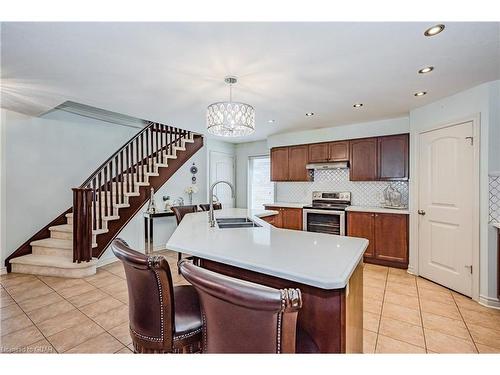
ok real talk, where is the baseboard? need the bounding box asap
[97,256,119,268]
[478,295,500,310]
[0,266,7,275]
[407,264,418,276]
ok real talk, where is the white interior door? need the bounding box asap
[418,121,475,296]
[209,151,235,208]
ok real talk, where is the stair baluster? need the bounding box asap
[72,188,92,263]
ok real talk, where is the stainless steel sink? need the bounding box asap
[216,217,262,228]
[216,217,254,223]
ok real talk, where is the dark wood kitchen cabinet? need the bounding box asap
[347,212,375,258]
[349,138,378,181]
[288,145,309,181]
[347,211,408,268]
[263,206,303,230]
[308,141,350,163]
[378,134,409,181]
[270,134,408,182]
[329,141,350,162]
[308,142,329,163]
[349,134,409,181]
[271,145,309,182]
[270,147,289,181]
[282,207,303,230]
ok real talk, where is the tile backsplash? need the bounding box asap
[489,174,500,223]
[276,169,409,207]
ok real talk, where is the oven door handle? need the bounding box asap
[303,209,345,215]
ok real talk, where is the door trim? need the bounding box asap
[412,114,480,301]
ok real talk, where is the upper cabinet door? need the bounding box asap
[270,147,289,181]
[378,134,409,180]
[328,141,350,162]
[349,138,378,181]
[308,143,329,163]
[288,145,309,181]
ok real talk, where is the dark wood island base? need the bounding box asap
[196,257,364,353]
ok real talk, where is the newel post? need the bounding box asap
[72,187,93,263]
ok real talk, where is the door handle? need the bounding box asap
[418,210,426,215]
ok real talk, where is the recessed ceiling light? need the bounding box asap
[424,24,445,37]
[305,112,314,116]
[268,119,275,123]
[353,103,363,108]
[414,91,427,97]
[418,66,434,74]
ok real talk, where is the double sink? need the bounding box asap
[216,217,262,229]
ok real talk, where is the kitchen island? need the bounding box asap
[166,208,368,353]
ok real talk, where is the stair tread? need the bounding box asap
[48,224,108,236]
[10,254,98,268]
[31,238,72,249]
[31,237,98,249]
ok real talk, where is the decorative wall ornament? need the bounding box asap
[190,163,198,184]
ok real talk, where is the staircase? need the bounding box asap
[6,122,203,277]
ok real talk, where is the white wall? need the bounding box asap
[234,140,269,208]
[1,108,235,270]
[267,117,409,148]
[408,80,500,305]
[1,109,137,268]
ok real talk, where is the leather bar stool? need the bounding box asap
[111,239,202,353]
[171,205,198,270]
[198,203,222,211]
[179,260,304,353]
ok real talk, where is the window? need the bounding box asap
[248,156,274,209]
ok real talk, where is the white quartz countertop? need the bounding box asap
[166,208,368,289]
[263,202,308,209]
[346,205,410,215]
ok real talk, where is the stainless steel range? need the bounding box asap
[302,191,351,235]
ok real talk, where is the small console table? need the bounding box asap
[143,210,175,255]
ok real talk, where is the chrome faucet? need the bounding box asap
[209,180,234,227]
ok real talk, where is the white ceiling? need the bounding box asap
[1,22,499,142]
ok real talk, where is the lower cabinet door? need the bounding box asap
[282,208,303,230]
[347,212,375,259]
[374,213,408,265]
[263,207,283,228]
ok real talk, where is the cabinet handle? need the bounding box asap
[418,210,426,216]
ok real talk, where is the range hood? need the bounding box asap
[306,161,349,170]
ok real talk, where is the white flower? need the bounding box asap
[185,185,198,194]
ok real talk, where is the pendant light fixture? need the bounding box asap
[206,76,255,137]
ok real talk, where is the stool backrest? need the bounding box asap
[111,238,175,353]
[198,203,222,211]
[179,260,302,353]
[171,205,198,225]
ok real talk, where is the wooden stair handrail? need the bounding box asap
[73,121,200,263]
[5,120,202,270]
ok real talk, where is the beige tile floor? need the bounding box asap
[1,253,500,353]
[363,263,500,353]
